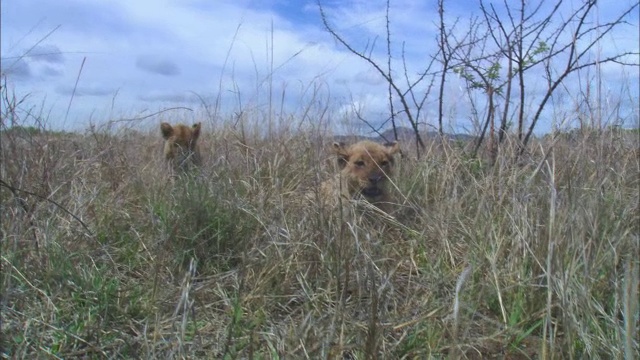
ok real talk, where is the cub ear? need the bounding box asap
[332,142,349,169]
[191,122,202,139]
[384,141,400,155]
[160,122,173,139]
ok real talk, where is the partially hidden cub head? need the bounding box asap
[160,122,202,172]
[332,140,400,205]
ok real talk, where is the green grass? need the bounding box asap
[1,120,638,358]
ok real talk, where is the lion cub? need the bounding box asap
[320,140,401,213]
[160,122,202,172]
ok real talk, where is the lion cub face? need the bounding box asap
[160,122,202,171]
[332,140,400,205]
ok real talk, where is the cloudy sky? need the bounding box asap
[1,0,638,134]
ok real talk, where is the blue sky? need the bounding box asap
[1,0,638,134]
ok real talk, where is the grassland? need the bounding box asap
[1,117,638,359]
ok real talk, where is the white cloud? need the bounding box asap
[137,91,201,103]
[28,44,65,63]
[135,55,181,76]
[56,84,118,97]
[1,57,32,79]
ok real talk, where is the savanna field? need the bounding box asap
[3,0,640,357]
[1,111,638,359]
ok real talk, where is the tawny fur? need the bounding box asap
[160,122,202,172]
[319,140,400,213]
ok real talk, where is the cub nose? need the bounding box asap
[369,174,384,184]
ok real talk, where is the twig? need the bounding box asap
[64,56,86,123]
[108,107,194,124]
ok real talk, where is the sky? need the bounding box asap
[1,0,638,134]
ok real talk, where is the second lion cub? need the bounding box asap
[160,122,202,173]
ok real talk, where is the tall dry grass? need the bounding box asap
[1,91,638,358]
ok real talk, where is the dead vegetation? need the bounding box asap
[1,111,638,358]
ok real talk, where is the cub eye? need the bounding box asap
[379,160,389,166]
[354,160,365,167]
